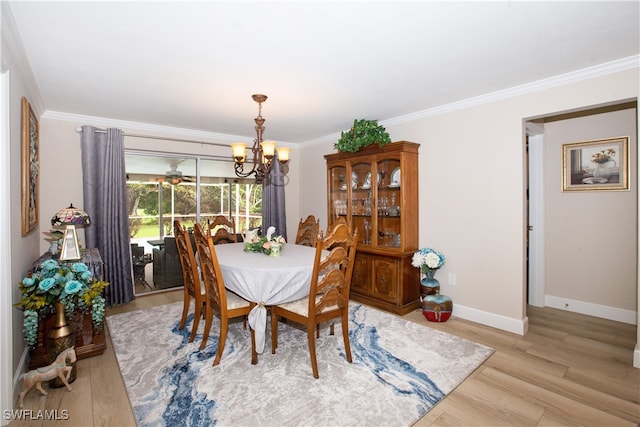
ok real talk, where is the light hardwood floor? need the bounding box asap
[10,290,640,427]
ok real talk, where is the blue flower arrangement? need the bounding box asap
[16,260,109,347]
[411,247,446,273]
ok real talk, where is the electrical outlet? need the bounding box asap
[448,273,456,286]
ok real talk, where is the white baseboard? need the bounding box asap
[634,344,640,369]
[11,348,29,407]
[452,303,528,335]
[544,295,637,325]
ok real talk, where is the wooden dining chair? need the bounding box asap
[317,219,352,337]
[295,215,320,247]
[208,215,237,245]
[193,223,255,365]
[270,221,358,378]
[174,220,207,344]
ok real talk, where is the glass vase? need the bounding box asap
[593,159,616,180]
[269,244,282,257]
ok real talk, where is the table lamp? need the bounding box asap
[51,204,91,261]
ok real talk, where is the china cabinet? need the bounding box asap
[325,141,420,314]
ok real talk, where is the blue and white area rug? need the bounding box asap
[107,301,493,427]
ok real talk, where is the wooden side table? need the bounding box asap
[31,247,104,279]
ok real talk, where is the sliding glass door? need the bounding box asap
[125,153,262,295]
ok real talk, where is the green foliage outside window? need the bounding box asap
[127,181,262,238]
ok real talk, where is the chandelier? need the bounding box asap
[230,94,290,183]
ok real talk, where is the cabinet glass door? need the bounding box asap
[376,158,401,248]
[328,165,348,224]
[351,161,373,247]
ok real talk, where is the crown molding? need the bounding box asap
[43,55,639,148]
[43,110,298,147]
[43,110,250,143]
[1,2,45,114]
[302,132,343,147]
[298,55,639,147]
[379,55,640,129]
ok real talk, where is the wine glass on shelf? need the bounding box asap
[364,194,372,215]
[363,220,371,244]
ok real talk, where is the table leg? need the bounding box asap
[250,327,258,365]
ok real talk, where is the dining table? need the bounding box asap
[146,239,165,249]
[213,242,319,357]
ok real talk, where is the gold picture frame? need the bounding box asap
[21,97,39,236]
[562,136,629,192]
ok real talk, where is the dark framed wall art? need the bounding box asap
[562,136,629,192]
[21,96,39,236]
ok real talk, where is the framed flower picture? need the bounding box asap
[562,136,629,192]
[21,97,39,236]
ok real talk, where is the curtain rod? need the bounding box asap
[75,126,232,148]
[125,147,234,163]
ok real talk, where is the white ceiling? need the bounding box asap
[7,1,640,144]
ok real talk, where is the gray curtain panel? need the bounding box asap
[80,126,134,306]
[262,154,287,240]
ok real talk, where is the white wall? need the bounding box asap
[38,117,303,253]
[298,68,639,336]
[1,0,47,417]
[544,108,637,322]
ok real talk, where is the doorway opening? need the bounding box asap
[524,101,638,325]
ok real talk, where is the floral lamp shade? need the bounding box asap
[51,204,91,261]
[51,204,91,227]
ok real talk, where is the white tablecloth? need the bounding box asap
[214,243,317,353]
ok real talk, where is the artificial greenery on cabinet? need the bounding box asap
[334,119,392,153]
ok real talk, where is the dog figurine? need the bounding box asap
[17,346,76,408]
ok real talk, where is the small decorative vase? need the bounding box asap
[49,241,59,256]
[420,269,440,297]
[46,302,76,387]
[593,160,616,180]
[269,244,282,257]
[421,294,453,322]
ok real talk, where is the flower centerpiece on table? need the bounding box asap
[591,148,616,164]
[243,226,286,256]
[411,247,446,276]
[16,259,109,348]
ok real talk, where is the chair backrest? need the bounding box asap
[308,222,358,316]
[324,219,353,252]
[130,243,144,259]
[208,216,237,245]
[193,223,225,311]
[163,236,179,255]
[295,215,320,247]
[173,220,201,297]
